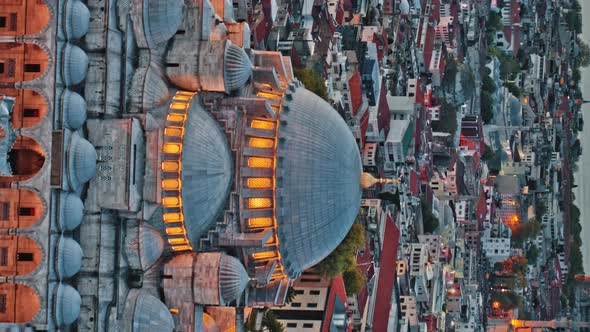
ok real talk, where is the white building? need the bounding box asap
[482,238,511,265]
[384,119,412,170]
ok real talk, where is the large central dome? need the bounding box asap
[275,83,362,278]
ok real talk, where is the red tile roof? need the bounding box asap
[322,275,351,332]
[349,71,362,117]
[409,169,419,196]
[371,214,401,331]
[475,188,488,225]
[359,107,370,147]
[377,80,391,137]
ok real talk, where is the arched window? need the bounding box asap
[0,136,45,183]
[0,283,40,323]
[0,188,44,229]
[0,235,42,277]
[0,43,49,84]
[0,0,51,37]
[0,88,47,128]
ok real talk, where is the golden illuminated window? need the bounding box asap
[162,161,181,172]
[163,143,182,154]
[167,113,186,122]
[251,120,276,130]
[257,92,281,100]
[162,196,182,207]
[170,102,188,110]
[248,137,274,149]
[164,127,184,137]
[247,157,273,168]
[163,212,183,223]
[166,227,186,235]
[162,179,181,190]
[168,237,189,245]
[173,94,192,101]
[247,177,272,188]
[266,236,277,245]
[248,217,273,228]
[252,251,277,260]
[248,198,272,209]
[172,245,192,251]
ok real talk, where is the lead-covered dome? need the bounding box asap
[54,283,81,326]
[275,82,362,278]
[60,89,87,129]
[219,254,249,304]
[129,65,170,112]
[132,0,185,49]
[61,43,88,86]
[125,222,165,271]
[56,236,83,279]
[66,131,97,190]
[58,192,84,231]
[224,42,253,91]
[129,290,174,332]
[64,0,90,40]
[178,97,233,245]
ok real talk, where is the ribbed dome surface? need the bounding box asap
[67,131,97,190]
[275,82,362,279]
[129,65,170,111]
[59,192,84,231]
[131,290,174,332]
[61,89,87,129]
[62,43,88,86]
[218,254,249,304]
[64,0,90,40]
[142,0,185,48]
[56,236,83,279]
[224,42,253,91]
[138,223,164,270]
[54,283,81,326]
[179,97,233,245]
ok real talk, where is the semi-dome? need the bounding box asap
[129,65,170,112]
[54,283,81,326]
[61,43,89,86]
[219,254,249,304]
[136,0,185,49]
[177,97,233,245]
[58,192,84,231]
[138,223,164,270]
[64,0,90,40]
[60,89,87,129]
[275,82,362,278]
[130,290,174,332]
[224,42,253,91]
[56,236,83,279]
[67,131,97,190]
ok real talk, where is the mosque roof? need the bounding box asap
[56,236,83,279]
[66,131,97,191]
[58,192,84,231]
[275,82,362,278]
[141,0,185,48]
[64,0,90,40]
[129,65,170,111]
[61,89,87,130]
[131,290,174,332]
[138,223,165,270]
[61,43,88,86]
[219,253,250,304]
[180,97,233,245]
[224,41,253,91]
[54,283,81,326]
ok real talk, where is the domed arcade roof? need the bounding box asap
[129,65,170,111]
[219,253,249,304]
[61,43,88,86]
[138,223,165,270]
[179,97,233,245]
[139,0,185,49]
[60,89,87,130]
[66,131,97,191]
[58,192,84,231]
[224,42,253,91]
[130,290,174,332]
[54,283,81,326]
[56,236,83,279]
[64,0,90,40]
[275,82,362,278]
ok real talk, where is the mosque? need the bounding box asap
[0,0,379,330]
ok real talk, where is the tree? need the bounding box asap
[487,11,504,32]
[492,291,522,310]
[431,101,458,134]
[261,310,285,332]
[578,39,590,68]
[343,268,366,295]
[525,245,539,264]
[442,55,458,89]
[284,287,298,305]
[482,144,495,161]
[481,91,494,124]
[294,68,327,99]
[482,75,497,93]
[504,82,521,98]
[313,223,366,278]
[421,199,439,234]
[511,219,542,245]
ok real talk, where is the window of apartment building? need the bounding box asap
[291,302,301,307]
[287,323,297,328]
[17,253,33,262]
[307,303,317,308]
[294,289,304,295]
[309,290,320,295]
[0,248,7,266]
[1,202,9,221]
[303,323,314,328]
[0,294,5,313]
[24,64,41,73]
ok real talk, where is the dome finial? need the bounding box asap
[360,172,400,189]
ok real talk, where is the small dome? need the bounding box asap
[131,290,174,332]
[129,65,170,112]
[138,223,165,270]
[141,0,185,48]
[56,236,83,279]
[54,283,81,326]
[58,192,84,231]
[224,42,252,91]
[62,43,89,86]
[60,89,87,129]
[67,131,97,190]
[218,254,249,304]
[203,313,220,332]
[64,0,90,40]
[400,0,410,15]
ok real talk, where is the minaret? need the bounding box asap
[360,172,401,189]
